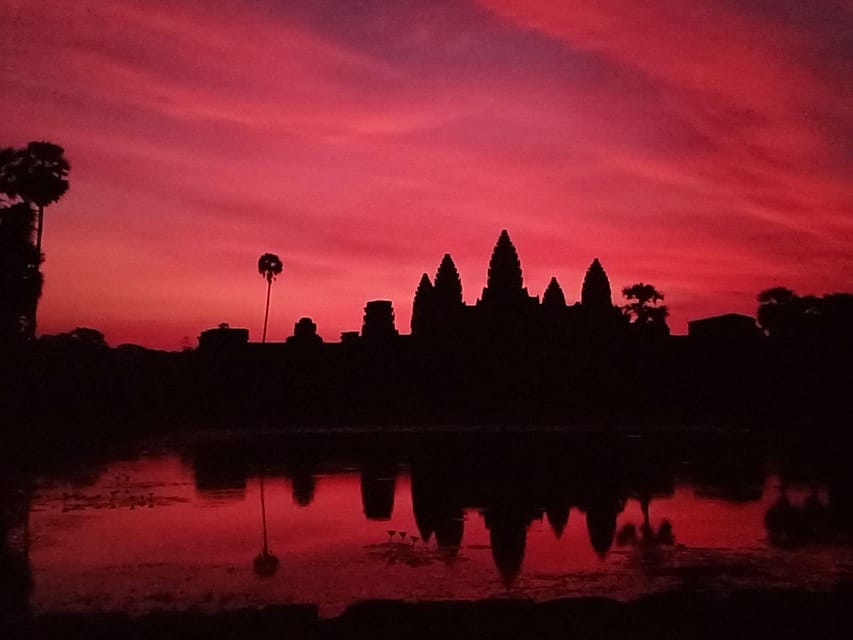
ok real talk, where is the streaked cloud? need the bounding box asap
[2,0,850,347]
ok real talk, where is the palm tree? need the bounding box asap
[0,142,70,258]
[253,474,279,577]
[0,202,41,342]
[0,142,69,338]
[257,252,283,343]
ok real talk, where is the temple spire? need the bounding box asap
[433,253,463,308]
[411,273,433,334]
[481,229,530,306]
[542,276,567,309]
[487,230,523,292]
[581,258,613,311]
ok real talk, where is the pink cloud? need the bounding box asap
[1,0,851,347]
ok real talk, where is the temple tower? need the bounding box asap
[287,317,322,345]
[411,273,433,335]
[479,230,532,307]
[433,253,464,309]
[362,300,398,341]
[581,258,613,313]
[542,276,567,310]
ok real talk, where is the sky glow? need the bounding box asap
[3,0,852,348]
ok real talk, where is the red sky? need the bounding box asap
[3,0,852,349]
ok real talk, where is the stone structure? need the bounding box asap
[361,300,399,341]
[688,313,760,343]
[411,229,625,342]
[198,322,249,351]
[286,317,323,345]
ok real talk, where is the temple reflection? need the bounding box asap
[15,432,853,610]
[483,508,531,586]
[545,503,570,539]
[411,459,465,558]
[584,502,622,558]
[178,436,773,584]
[361,461,397,521]
[290,465,316,507]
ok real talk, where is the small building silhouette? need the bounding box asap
[340,330,360,345]
[688,313,760,343]
[198,323,249,351]
[362,300,399,341]
[286,317,323,345]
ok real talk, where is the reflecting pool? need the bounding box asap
[4,430,853,617]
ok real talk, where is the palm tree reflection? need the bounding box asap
[253,475,279,577]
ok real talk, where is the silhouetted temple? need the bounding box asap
[411,229,625,344]
[198,229,627,351]
[182,227,853,428]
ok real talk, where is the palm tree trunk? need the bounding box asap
[259,475,269,556]
[262,277,272,343]
[35,204,44,258]
[28,300,38,341]
[29,204,45,340]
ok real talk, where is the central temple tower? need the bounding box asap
[477,230,537,309]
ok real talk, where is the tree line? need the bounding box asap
[757,287,853,341]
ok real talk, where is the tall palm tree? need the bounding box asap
[257,252,283,343]
[0,142,70,258]
[0,142,69,339]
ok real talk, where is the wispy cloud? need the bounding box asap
[2,0,850,346]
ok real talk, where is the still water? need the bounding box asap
[6,431,853,616]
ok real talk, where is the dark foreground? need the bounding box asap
[4,590,853,639]
[3,320,852,431]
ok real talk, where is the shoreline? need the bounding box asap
[6,588,853,639]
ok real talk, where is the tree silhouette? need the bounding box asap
[757,288,853,341]
[757,287,800,338]
[257,253,283,343]
[0,142,70,258]
[622,283,669,334]
[758,287,798,307]
[0,202,41,342]
[40,327,107,349]
[0,147,17,202]
[0,142,69,338]
[820,293,853,342]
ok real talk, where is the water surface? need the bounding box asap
[5,431,853,617]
